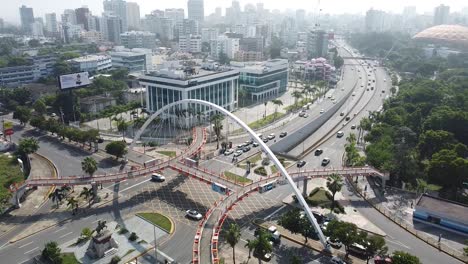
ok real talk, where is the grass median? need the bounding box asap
[156,151,177,158]
[61,253,80,264]
[248,112,286,130]
[137,212,173,233]
[224,171,252,184]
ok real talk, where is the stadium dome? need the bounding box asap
[413,25,468,47]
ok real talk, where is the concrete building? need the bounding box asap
[81,95,117,113]
[103,0,128,32]
[231,59,288,103]
[180,19,199,36]
[100,13,122,43]
[80,30,104,43]
[31,21,44,37]
[210,35,240,59]
[307,30,329,58]
[75,7,90,30]
[234,50,263,62]
[188,0,204,24]
[201,28,219,43]
[0,65,39,86]
[110,48,152,72]
[120,31,156,49]
[62,9,77,25]
[165,8,185,36]
[68,55,112,73]
[293,57,337,84]
[178,35,202,53]
[45,13,58,33]
[365,9,386,32]
[434,4,450,25]
[19,5,35,33]
[126,2,141,30]
[139,62,239,114]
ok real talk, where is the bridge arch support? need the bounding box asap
[130,99,329,249]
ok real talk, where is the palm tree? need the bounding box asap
[80,187,94,206]
[263,101,268,118]
[66,197,79,215]
[211,114,223,149]
[271,99,283,120]
[315,80,328,98]
[81,157,98,177]
[253,229,273,263]
[346,133,357,144]
[245,239,257,259]
[224,223,241,264]
[115,117,129,140]
[48,189,64,207]
[291,90,303,107]
[326,174,344,212]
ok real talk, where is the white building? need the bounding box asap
[179,35,202,53]
[103,0,128,32]
[126,2,141,29]
[80,30,104,43]
[120,31,156,49]
[201,28,218,42]
[100,12,122,43]
[68,55,112,73]
[210,35,240,59]
[187,0,204,24]
[31,21,44,37]
[45,13,58,33]
[62,9,77,25]
[110,47,152,73]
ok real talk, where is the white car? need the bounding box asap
[267,226,281,242]
[224,149,234,156]
[320,109,324,114]
[151,173,166,182]
[186,210,203,220]
[234,150,243,157]
[337,131,345,138]
[267,133,275,140]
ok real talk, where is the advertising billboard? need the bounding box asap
[59,72,91,90]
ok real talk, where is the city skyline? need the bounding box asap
[1,0,468,24]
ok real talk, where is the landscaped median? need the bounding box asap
[248,112,286,130]
[137,212,174,233]
[156,151,177,158]
[223,171,252,184]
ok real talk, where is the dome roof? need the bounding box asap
[413,25,468,47]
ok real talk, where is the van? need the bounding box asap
[348,243,368,257]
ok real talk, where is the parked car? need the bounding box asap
[327,237,343,248]
[279,132,287,138]
[96,137,104,143]
[186,210,203,220]
[262,138,269,143]
[321,158,331,166]
[252,142,259,147]
[234,150,243,157]
[340,112,345,116]
[303,113,309,118]
[267,133,275,140]
[314,149,323,156]
[299,112,306,117]
[297,160,307,167]
[320,109,324,114]
[151,173,166,182]
[253,248,272,261]
[243,146,251,152]
[224,149,234,156]
[351,124,357,129]
[345,116,351,121]
[337,131,345,138]
[267,226,281,242]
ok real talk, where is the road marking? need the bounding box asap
[18,259,30,264]
[59,231,73,238]
[18,241,33,248]
[120,179,151,193]
[53,227,66,233]
[264,205,286,220]
[24,247,39,255]
[83,215,92,220]
[386,239,411,249]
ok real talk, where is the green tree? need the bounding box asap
[391,251,421,264]
[211,114,223,149]
[33,99,47,115]
[41,241,62,264]
[278,209,302,235]
[428,148,468,198]
[114,117,129,140]
[105,141,128,160]
[291,90,303,107]
[271,99,283,119]
[81,227,93,239]
[417,130,457,159]
[30,115,47,130]
[244,239,257,259]
[81,157,98,177]
[80,187,94,206]
[326,174,343,212]
[48,189,65,207]
[53,61,72,77]
[223,223,241,264]
[66,197,79,215]
[334,55,344,69]
[28,39,41,47]
[365,235,388,263]
[218,52,230,65]
[252,228,273,263]
[326,220,358,256]
[263,101,268,118]
[17,137,40,155]
[13,106,32,125]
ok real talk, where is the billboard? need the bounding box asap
[59,72,91,90]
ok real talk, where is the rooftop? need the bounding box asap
[70,55,111,63]
[120,31,156,37]
[416,194,468,225]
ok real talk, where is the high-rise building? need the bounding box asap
[201,28,219,42]
[75,7,90,30]
[45,13,58,33]
[103,0,128,32]
[365,9,386,32]
[178,35,202,53]
[215,7,222,17]
[19,5,35,32]
[403,6,417,18]
[101,12,122,43]
[210,35,240,59]
[434,4,450,25]
[307,30,329,58]
[62,9,77,25]
[120,31,156,49]
[188,0,204,23]
[165,8,185,37]
[126,2,141,29]
[296,9,306,27]
[31,21,44,37]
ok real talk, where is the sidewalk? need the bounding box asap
[0,153,56,237]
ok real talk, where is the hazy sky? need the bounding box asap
[2,0,468,24]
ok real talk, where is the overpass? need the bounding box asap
[342,56,378,61]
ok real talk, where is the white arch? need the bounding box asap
[131,99,330,250]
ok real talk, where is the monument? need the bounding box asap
[86,221,119,259]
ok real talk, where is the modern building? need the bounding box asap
[210,35,240,59]
[307,30,329,58]
[234,50,263,62]
[19,5,35,33]
[293,58,337,84]
[230,59,288,103]
[68,55,112,73]
[414,194,468,235]
[0,65,39,86]
[178,35,202,53]
[188,0,204,24]
[180,19,200,36]
[165,8,185,36]
[80,30,104,43]
[365,9,386,32]
[120,31,156,49]
[434,4,450,25]
[31,21,44,37]
[139,61,239,115]
[62,9,77,25]
[413,24,468,49]
[75,7,90,30]
[201,28,219,43]
[126,2,141,30]
[109,48,152,73]
[100,13,122,43]
[103,0,128,32]
[45,13,58,33]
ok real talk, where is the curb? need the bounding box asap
[135,212,175,234]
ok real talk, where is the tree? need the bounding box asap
[223,223,241,264]
[53,60,72,77]
[66,197,79,215]
[115,117,129,140]
[326,220,358,256]
[30,115,47,129]
[218,52,230,65]
[263,101,268,118]
[417,130,457,159]
[244,239,257,259]
[105,141,128,160]
[238,87,248,107]
[428,148,468,198]
[81,157,98,177]
[17,137,40,155]
[28,39,41,47]
[291,90,303,107]
[33,99,47,115]
[13,106,31,125]
[271,99,283,119]
[80,187,94,206]
[365,235,388,263]
[334,55,344,69]
[81,227,93,239]
[211,114,223,149]
[290,255,302,264]
[48,189,65,207]
[391,251,421,264]
[252,228,273,263]
[278,209,302,235]
[326,174,343,212]
[42,241,62,264]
